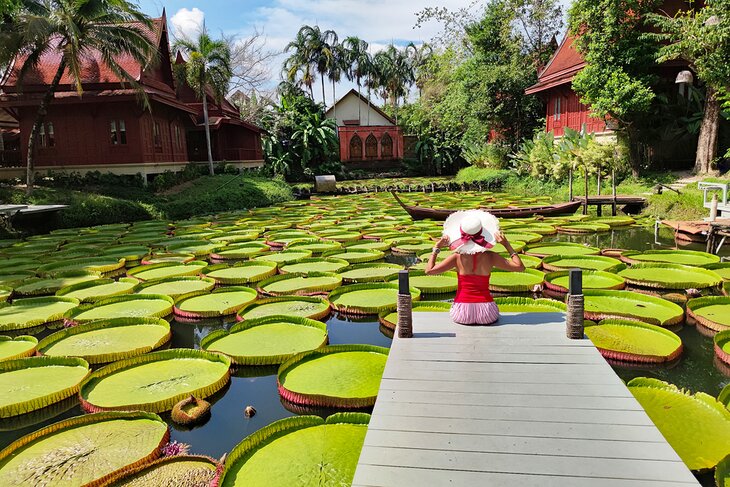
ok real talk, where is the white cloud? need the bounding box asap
[171,7,205,40]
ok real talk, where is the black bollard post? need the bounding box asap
[397,270,413,338]
[567,268,584,339]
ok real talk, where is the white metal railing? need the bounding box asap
[698,181,729,208]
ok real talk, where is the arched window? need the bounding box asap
[349,134,363,160]
[380,133,393,158]
[365,134,378,159]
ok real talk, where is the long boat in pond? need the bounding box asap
[391,191,583,220]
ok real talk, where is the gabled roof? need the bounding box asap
[325,88,396,125]
[525,34,585,95]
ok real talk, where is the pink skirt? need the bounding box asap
[450,302,500,325]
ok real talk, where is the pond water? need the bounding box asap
[0,195,728,485]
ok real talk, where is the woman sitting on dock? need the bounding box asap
[425,210,525,325]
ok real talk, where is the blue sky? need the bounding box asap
[139,0,572,102]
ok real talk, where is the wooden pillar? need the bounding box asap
[567,269,584,339]
[583,169,589,216]
[596,166,602,217]
[397,270,413,338]
[611,169,617,216]
[568,165,574,201]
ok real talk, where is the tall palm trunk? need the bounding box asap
[356,78,362,122]
[695,85,720,175]
[332,79,337,122]
[202,90,215,176]
[320,72,326,106]
[27,59,67,194]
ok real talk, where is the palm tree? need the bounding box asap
[174,30,232,176]
[342,36,371,121]
[0,0,156,193]
[300,25,338,106]
[372,45,414,123]
[406,42,433,98]
[327,43,347,122]
[283,29,315,99]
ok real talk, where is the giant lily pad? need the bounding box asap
[585,319,682,363]
[141,253,196,265]
[56,277,138,302]
[104,455,218,486]
[490,268,545,293]
[556,222,611,234]
[37,318,171,364]
[36,257,126,276]
[0,411,169,486]
[329,283,422,315]
[79,349,231,413]
[278,344,388,408]
[621,249,720,266]
[389,270,457,294]
[618,263,723,289]
[13,271,101,297]
[285,239,342,254]
[101,245,150,263]
[0,356,90,417]
[0,336,37,361]
[338,263,403,283]
[65,294,173,324]
[715,330,730,367]
[280,258,350,275]
[218,413,368,487]
[126,261,207,281]
[499,253,542,269]
[545,270,625,292]
[204,261,278,285]
[258,272,342,297]
[322,248,384,264]
[237,296,331,321]
[494,297,567,313]
[542,254,626,272]
[687,297,730,332]
[584,290,684,327]
[202,315,328,365]
[211,243,270,260]
[0,297,79,332]
[253,250,313,266]
[134,276,216,300]
[717,455,730,487]
[174,286,257,319]
[627,377,730,471]
[525,242,600,257]
[702,262,730,281]
[379,301,451,330]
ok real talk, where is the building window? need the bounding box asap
[554,97,562,121]
[153,121,162,150]
[173,124,182,151]
[39,122,55,148]
[365,134,378,158]
[349,134,363,160]
[381,133,393,158]
[110,120,127,145]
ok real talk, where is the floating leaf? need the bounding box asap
[584,290,684,327]
[542,254,625,272]
[0,335,37,361]
[495,297,567,313]
[133,276,216,300]
[388,270,457,294]
[621,249,720,266]
[56,277,138,302]
[204,261,278,285]
[329,283,422,315]
[717,455,730,487]
[687,297,730,332]
[65,294,173,324]
[258,272,342,297]
[126,261,207,281]
[237,296,331,321]
[13,271,101,297]
[338,263,403,283]
[715,330,730,368]
[525,242,600,257]
[545,270,625,292]
[174,287,257,319]
[280,258,349,275]
[619,263,723,289]
[585,319,682,363]
[104,455,218,486]
[36,257,126,276]
[490,268,545,292]
[379,301,451,330]
[0,297,80,332]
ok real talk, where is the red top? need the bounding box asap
[454,255,493,304]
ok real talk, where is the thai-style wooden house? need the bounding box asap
[0,10,263,179]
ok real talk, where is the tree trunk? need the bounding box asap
[26,59,67,195]
[694,85,720,175]
[321,73,326,106]
[332,80,337,122]
[356,78,361,122]
[620,129,641,178]
[202,92,215,176]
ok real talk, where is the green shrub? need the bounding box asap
[453,167,511,188]
[462,142,510,169]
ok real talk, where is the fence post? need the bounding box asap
[567,268,584,339]
[397,270,413,338]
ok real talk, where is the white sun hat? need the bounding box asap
[443,210,500,254]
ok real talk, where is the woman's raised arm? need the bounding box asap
[491,232,525,272]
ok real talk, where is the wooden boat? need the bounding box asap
[391,192,583,220]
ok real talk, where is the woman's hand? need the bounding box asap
[435,235,450,249]
[494,231,507,245]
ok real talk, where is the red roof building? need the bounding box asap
[0,10,262,178]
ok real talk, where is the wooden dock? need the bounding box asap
[571,196,647,216]
[353,312,699,487]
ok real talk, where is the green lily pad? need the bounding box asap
[714,330,730,367]
[627,377,730,471]
[79,349,231,413]
[0,272,35,287]
[618,263,723,289]
[0,356,90,417]
[174,286,257,319]
[204,261,278,285]
[65,294,174,324]
[525,242,600,257]
[237,296,331,321]
[0,411,169,486]
[389,270,458,294]
[345,240,393,251]
[211,243,270,260]
[13,271,101,297]
[587,216,636,227]
[258,273,342,297]
[585,319,682,363]
[202,315,328,365]
[718,384,730,410]
[0,297,80,332]
[320,231,363,243]
[141,253,196,264]
[545,270,625,292]
[37,318,171,364]
[542,254,626,272]
[166,241,222,257]
[717,455,730,487]
[687,297,730,332]
[285,239,343,254]
[219,413,369,487]
[36,257,126,276]
[490,268,545,292]
[502,231,543,243]
[0,335,38,361]
[280,258,350,275]
[253,250,313,266]
[104,455,218,486]
[134,276,216,300]
[556,222,611,233]
[379,301,451,330]
[278,345,388,408]
[56,277,138,302]
[494,297,567,313]
[126,261,207,281]
[584,290,684,326]
[621,249,721,266]
[322,248,385,264]
[100,245,150,262]
[338,263,403,283]
[329,283,422,315]
[702,262,730,281]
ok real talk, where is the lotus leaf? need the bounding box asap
[379,301,451,330]
[0,287,9,303]
[286,239,342,254]
[278,345,388,407]
[252,250,313,267]
[490,241,526,253]
[618,263,723,289]
[494,297,567,313]
[237,296,331,321]
[203,261,278,286]
[0,356,90,417]
[126,261,207,281]
[717,455,730,487]
[170,396,211,426]
[687,297,730,331]
[133,276,216,300]
[56,277,138,302]
[557,222,611,233]
[37,318,171,364]
[0,335,37,361]
[389,270,458,294]
[141,253,196,264]
[544,270,625,292]
[166,241,222,256]
[258,272,342,297]
[202,315,328,365]
[541,254,626,272]
[0,272,34,286]
[175,286,257,318]
[101,245,150,262]
[219,413,368,487]
[627,377,730,471]
[36,257,126,276]
[13,271,101,297]
[345,240,393,251]
[391,240,435,255]
[80,349,231,413]
[320,231,363,243]
[490,268,546,293]
[329,283,422,315]
[322,248,385,264]
[621,249,720,266]
[525,242,600,257]
[719,385,730,409]
[211,243,269,260]
[703,263,730,281]
[502,231,543,243]
[517,223,557,235]
[338,263,403,283]
[715,330,730,367]
[584,290,684,326]
[107,455,218,486]
[0,297,80,332]
[585,319,682,363]
[280,258,350,275]
[65,294,173,324]
[0,411,169,486]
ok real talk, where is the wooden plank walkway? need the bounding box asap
[353,312,699,487]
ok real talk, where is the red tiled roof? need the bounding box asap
[525,35,585,95]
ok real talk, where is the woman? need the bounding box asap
[425,210,525,325]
